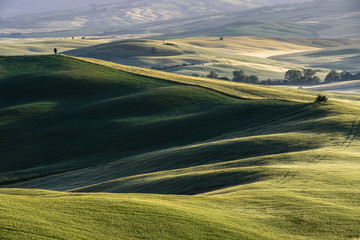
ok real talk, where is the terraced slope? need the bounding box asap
[1,55,360,239]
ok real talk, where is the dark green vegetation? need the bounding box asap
[0,55,238,182]
[233,70,259,84]
[284,69,320,85]
[325,70,360,83]
[1,55,360,239]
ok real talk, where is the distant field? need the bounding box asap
[171,36,320,58]
[0,38,108,55]
[64,36,360,81]
[64,38,331,81]
[1,55,360,239]
[271,42,360,72]
[156,21,329,39]
[305,79,360,95]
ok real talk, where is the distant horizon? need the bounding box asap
[0,0,314,18]
[0,0,118,18]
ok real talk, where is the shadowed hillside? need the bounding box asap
[1,55,360,239]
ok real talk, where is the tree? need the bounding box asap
[285,70,302,83]
[248,75,259,84]
[325,70,340,83]
[354,72,360,80]
[207,71,218,79]
[303,69,316,80]
[218,76,230,81]
[261,79,272,85]
[340,71,353,81]
[233,70,247,82]
[54,48,57,54]
[311,76,321,84]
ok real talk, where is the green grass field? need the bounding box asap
[1,55,360,239]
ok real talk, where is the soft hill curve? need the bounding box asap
[1,55,360,239]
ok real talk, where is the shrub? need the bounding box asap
[315,95,328,103]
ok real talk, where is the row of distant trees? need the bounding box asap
[285,69,320,84]
[285,69,360,85]
[206,70,259,83]
[324,70,360,83]
[201,69,360,85]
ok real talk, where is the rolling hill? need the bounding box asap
[64,38,329,81]
[64,37,360,81]
[271,41,360,72]
[0,38,108,56]
[2,0,358,40]
[1,55,360,239]
[0,0,308,31]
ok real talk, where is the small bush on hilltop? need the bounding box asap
[315,95,328,103]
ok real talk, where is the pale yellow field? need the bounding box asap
[172,36,320,58]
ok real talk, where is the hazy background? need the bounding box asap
[0,0,309,18]
[0,0,116,17]
[0,0,358,38]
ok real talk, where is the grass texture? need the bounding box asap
[1,55,360,239]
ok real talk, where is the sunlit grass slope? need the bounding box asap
[172,36,320,58]
[155,21,329,39]
[64,38,313,80]
[271,43,360,72]
[0,39,108,56]
[1,55,360,239]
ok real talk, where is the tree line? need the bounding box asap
[285,69,360,84]
[205,70,259,83]
[204,69,360,85]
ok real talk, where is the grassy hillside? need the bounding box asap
[1,55,360,239]
[0,39,108,56]
[0,54,319,183]
[64,38,327,81]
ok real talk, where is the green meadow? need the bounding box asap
[1,55,360,239]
